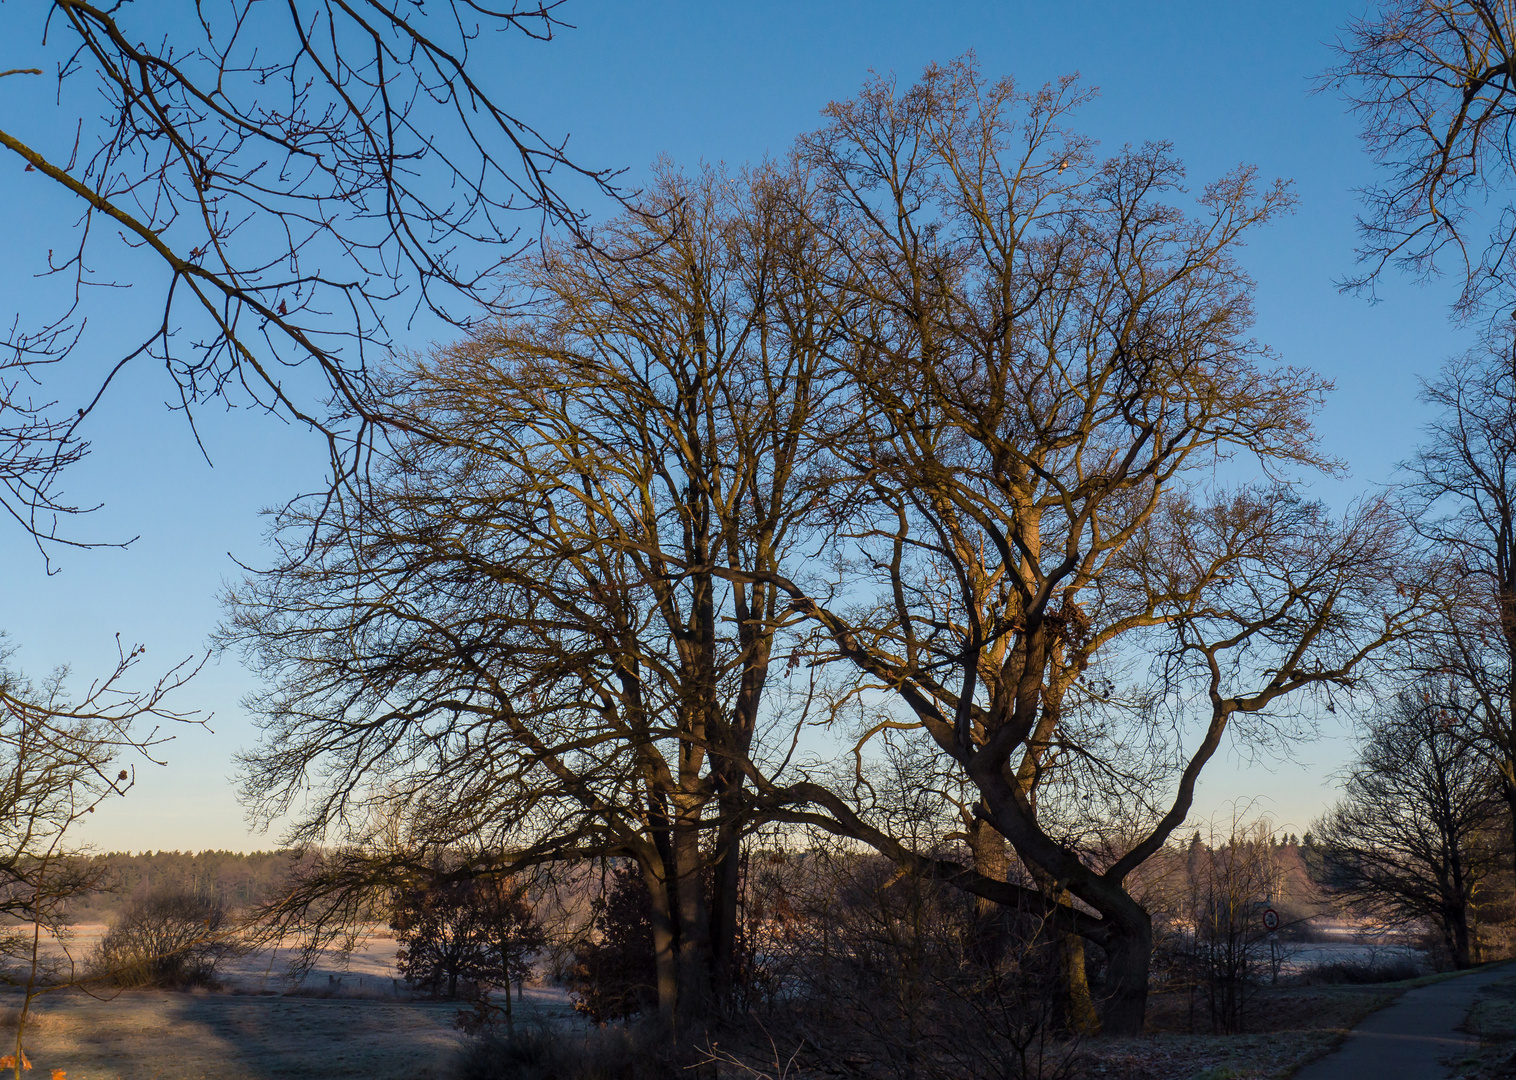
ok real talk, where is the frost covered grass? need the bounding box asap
[1085,983,1403,1080]
[0,925,579,1080]
[0,984,582,1080]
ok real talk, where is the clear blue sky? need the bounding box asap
[0,1,1473,851]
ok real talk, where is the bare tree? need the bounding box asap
[224,58,1426,1039]
[752,57,1424,1034]
[1326,1,1516,318]
[1312,686,1504,969]
[223,164,842,1025]
[1403,347,1516,873]
[89,890,241,989]
[0,2,622,551]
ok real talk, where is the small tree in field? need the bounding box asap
[91,891,240,988]
[393,873,546,1009]
[392,879,491,999]
[468,878,546,1029]
[0,640,195,1077]
[1154,819,1288,1034]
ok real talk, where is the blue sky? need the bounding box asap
[0,0,1474,850]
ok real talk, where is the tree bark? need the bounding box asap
[1061,933,1100,1035]
[643,863,679,1024]
[1448,901,1473,969]
[1098,908,1153,1036]
[708,808,742,1005]
[673,814,713,1024]
[966,815,1010,967]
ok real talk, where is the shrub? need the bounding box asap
[456,1022,671,1080]
[1294,957,1424,985]
[90,890,240,988]
[564,864,656,1024]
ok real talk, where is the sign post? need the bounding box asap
[1263,907,1281,983]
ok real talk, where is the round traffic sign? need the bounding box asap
[1262,907,1279,931]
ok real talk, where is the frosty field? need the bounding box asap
[0,926,580,1080]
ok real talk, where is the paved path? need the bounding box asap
[1293,964,1515,1080]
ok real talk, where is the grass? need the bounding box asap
[0,944,1488,1080]
[1447,967,1516,1079]
[1084,982,1409,1080]
[0,985,502,1079]
[1083,964,1516,1080]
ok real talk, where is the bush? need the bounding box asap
[564,864,656,1024]
[90,890,240,988]
[456,1022,672,1080]
[745,850,1087,1080]
[1293,957,1424,985]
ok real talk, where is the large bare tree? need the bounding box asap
[225,57,1427,1037]
[748,58,1425,1034]
[224,165,842,1023]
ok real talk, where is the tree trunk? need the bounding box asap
[643,863,679,1023]
[673,815,713,1024]
[1504,594,1516,877]
[978,812,1100,1034]
[708,808,743,1005]
[966,815,1010,967]
[1061,933,1100,1035]
[1448,903,1473,969]
[1098,909,1153,1036]
[1503,768,1516,881]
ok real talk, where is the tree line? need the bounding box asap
[60,850,297,920]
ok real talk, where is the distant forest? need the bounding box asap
[64,851,297,921]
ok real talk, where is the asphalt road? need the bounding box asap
[1293,963,1515,1080]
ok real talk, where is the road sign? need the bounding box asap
[1262,907,1279,931]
